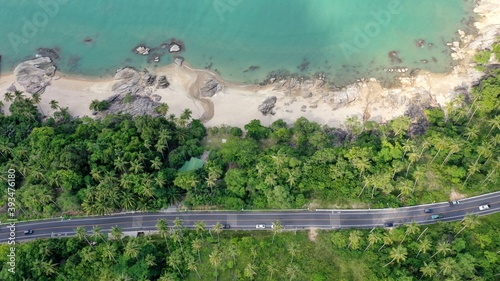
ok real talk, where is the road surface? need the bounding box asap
[2,191,499,243]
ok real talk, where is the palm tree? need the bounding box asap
[420,262,437,278]
[209,248,222,281]
[186,255,201,279]
[418,139,431,159]
[475,144,492,165]
[437,257,457,276]
[212,222,223,244]
[364,232,381,252]
[145,254,157,268]
[347,230,362,250]
[487,115,500,136]
[465,125,479,141]
[401,139,416,161]
[195,221,206,240]
[158,273,177,281]
[155,219,171,254]
[111,226,124,246]
[244,263,257,280]
[80,247,96,263]
[397,179,413,198]
[155,102,169,115]
[416,238,431,257]
[462,162,480,187]
[455,213,480,237]
[75,226,92,245]
[286,264,299,281]
[266,261,279,281]
[384,245,407,267]
[442,142,460,166]
[430,241,452,259]
[288,242,299,263]
[102,243,117,263]
[430,138,448,164]
[271,220,284,244]
[378,232,394,251]
[124,239,140,261]
[31,92,44,116]
[4,92,14,102]
[192,238,203,261]
[167,250,184,278]
[49,99,59,110]
[358,175,372,198]
[227,243,238,278]
[400,221,419,244]
[412,166,426,192]
[92,225,106,243]
[150,157,162,170]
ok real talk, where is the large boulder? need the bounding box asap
[200,78,221,97]
[157,76,170,89]
[142,73,157,86]
[14,57,54,94]
[112,68,143,95]
[258,96,277,115]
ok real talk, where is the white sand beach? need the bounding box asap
[1,0,499,129]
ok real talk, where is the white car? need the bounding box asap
[256,224,266,229]
[479,204,490,211]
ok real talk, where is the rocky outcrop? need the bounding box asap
[143,73,157,86]
[258,96,277,115]
[134,45,151,55]
[169,44,181,53]
[6,84,16,93]
[157,76,170,89]
[174,57,184,66]
[200,78,221,97]
[14,57,55,94]
[327,84,361,110]
[112,68,143,95]
[102,94,161,117]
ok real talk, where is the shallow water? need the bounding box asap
[0,0,475,85]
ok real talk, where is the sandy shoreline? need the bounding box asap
[1,0,499,128]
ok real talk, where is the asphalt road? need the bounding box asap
[2,191,499,243]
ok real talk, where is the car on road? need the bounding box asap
[256,224,266,229]
[24,230,34,235]
[384,222,394,227]
[424,208,433,213]
[449,200,460,206]
[223,224,230,229]
[479,204,490,211]
[431,214,443,219]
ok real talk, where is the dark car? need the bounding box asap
[431,214,443,219]
[424,208,433,213]
[384,222,394,227]
[24,230,34,235]
[449,200,460,206]
[223,224,230,229]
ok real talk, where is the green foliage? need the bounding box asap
[474,50,491,64]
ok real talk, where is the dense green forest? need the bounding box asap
[1,213,499,280]
[0,68,499,219]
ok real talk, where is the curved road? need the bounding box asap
[2,191,500,243]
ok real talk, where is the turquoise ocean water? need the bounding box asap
[0,0,475,85]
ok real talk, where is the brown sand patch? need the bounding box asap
[450,189,467,201]
[308,227,318,242]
